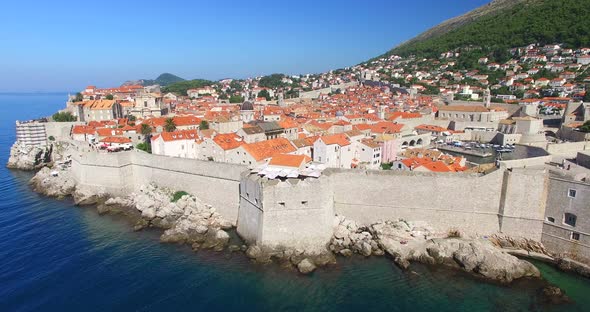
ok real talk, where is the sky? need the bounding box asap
[0,0,490,92]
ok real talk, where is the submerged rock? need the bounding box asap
[540,285,571,304]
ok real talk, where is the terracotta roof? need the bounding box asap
[268,154,311,168]
[72,125,95,135]
[242,138,296,161]
[100,136,131,144]
[319,133,350,147]
[152,130,198,142]
[369,122,404,134]
[213,133,243,150]
[360,139,380,149]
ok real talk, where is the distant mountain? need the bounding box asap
[380,0,590,58]
[121,73,185,87]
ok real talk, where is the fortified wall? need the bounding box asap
[238,167,549,250]
[68,148,550,252]
[70,150,246,221]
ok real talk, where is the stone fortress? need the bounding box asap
[66,145,590,263]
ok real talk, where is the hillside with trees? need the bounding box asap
[383,0,590,59]
[161,79,214,95]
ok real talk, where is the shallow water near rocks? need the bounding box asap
[2,93,590,311]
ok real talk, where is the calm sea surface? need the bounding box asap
[1,93,590,311]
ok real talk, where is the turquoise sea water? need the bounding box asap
[1,93,590,311]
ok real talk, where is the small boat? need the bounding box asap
[496,148,513,153]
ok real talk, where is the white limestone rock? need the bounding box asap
[7,142,53,171]
[297,258,317,274]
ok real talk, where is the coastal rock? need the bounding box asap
[556,257,590,278]
[490,234,550,256]
[540,285,571,304]
[30,167,76,198]
[378,236,541,283]
[246,245,263,259]
[6,142,53,170]
[297,258,317,274]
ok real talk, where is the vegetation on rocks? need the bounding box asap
[171,191,189,202]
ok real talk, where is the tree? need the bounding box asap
[258,74,286,88]
[229,95,244,103]
[257,89,271,101]
[199,120,209,130]
[136,142,151,153]
[230,80,243,91]
[105,94,114,100]
[140,124,153,145]
[52,111,76,122]
[164,118,176,132]
[580,120,590,133]
[74,92,83,102]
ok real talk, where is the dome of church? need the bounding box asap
[241,101,254,111]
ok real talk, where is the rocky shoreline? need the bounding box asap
[28,163,541,282]
[10,140,584,298]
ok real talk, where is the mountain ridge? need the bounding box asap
[121,73,185,87]
[381,0,590,58]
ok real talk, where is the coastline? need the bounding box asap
[10,139,586,290]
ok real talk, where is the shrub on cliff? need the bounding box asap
[171,191,189,202]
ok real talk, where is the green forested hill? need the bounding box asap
[385,0,590,58]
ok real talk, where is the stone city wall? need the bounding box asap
[70,150,246,222]
[328,168,546,240]
[68,147,550,249]
[546,141,590,158]
[542,176,590,263]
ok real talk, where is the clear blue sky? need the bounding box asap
[0,0,490,92]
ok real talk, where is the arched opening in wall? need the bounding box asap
[409,140,416,147]
[417,138,423,146]
[402,141,408,148]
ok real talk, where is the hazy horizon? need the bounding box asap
[0,0,489,92]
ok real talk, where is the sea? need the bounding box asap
[1,93,590,312]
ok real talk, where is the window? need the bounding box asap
[278,202,285,207]
[546,217,555,223]
[571,232,580,241]
[568,189,577,198]
[301,201,308,206]
[144,101,148,108]
[564,213,577,227]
